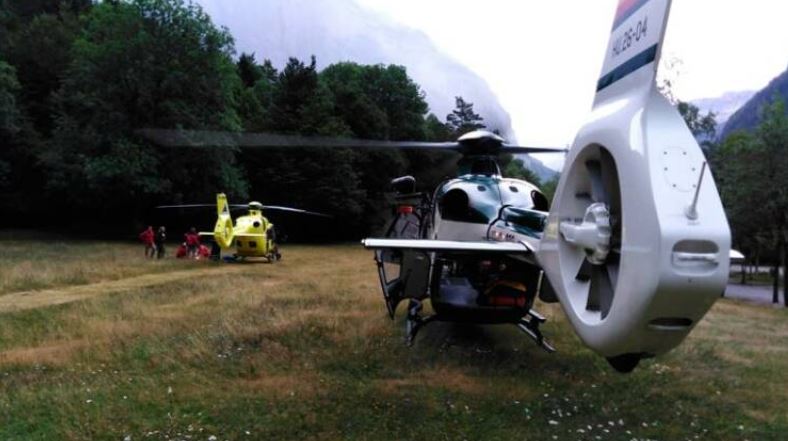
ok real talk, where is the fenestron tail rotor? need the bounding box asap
[558,146,622,321]
[569,150,622,320]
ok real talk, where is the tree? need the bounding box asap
[446,96,485,136]
[45,0,248,225]
[0,60,21,188]
[2,10,83,134]
[714,97,788,305]
[0,60,20,134]
[540,175,560,206]
[677,100,717,147]
[236,53,277,132]
[237,52,262,88]
[500,155,541,187]
[424,113,451,141]
[755,97,788,305]
[320,62,390,139]
[713,131,767,283]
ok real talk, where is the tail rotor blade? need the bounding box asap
[600,149,621,217]
[575,259,592,282]
[597,264,615,319]
[585,160,607,204]
[587,265,602,311]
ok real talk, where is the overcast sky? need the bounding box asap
[357,0,788,167]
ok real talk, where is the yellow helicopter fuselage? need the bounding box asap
[203,193,277,259]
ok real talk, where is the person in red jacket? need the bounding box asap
[138,226,155,258]
[185,227,200,259]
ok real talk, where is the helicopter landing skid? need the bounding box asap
[405,300,436,346]
[517,310,556,353]
[404,299,555,353]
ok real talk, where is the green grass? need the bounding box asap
[0,239,785,440]
[0,234,198,294]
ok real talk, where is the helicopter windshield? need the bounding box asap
[458,157,501,176]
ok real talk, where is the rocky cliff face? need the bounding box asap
[691,90,755,132]
[720,66,788,139]
[197,0,516,140]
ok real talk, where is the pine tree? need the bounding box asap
[446,96,485,136]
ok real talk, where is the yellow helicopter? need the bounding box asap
[158,193,329,261]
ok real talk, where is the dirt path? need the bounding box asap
[0,265,251,313]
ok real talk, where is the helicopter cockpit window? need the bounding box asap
[531,190,549,211]
[470,158,498,176]
[439,189,489,224]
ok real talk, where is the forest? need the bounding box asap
[0,0,543,239]
[1,0,786,297]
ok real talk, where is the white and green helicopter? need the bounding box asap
[142,0,737,372]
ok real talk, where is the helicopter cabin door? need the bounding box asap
[375,204,431,318]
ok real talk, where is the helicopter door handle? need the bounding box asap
[671,252,720,273]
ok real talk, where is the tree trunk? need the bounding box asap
[740,258,747,284]
[783,242,787,307]
[773,259,780,305]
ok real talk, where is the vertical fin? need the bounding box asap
[594,0,672,107]
[213,193,234,248]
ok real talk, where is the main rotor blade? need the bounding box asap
[157,204,248,212]
[138,129,459,150]
[261,205,332,218]
[500,145,568,154]
[156,204,215,209]
[138,129,567,154]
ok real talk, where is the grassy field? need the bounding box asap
[0,237,785,440]
[0,232,198,295]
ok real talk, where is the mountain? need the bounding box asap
[196,0,516,141]
[518,155,558,183]
[691,90,755,133]
[720,66,788,139]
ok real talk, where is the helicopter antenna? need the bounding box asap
[684,161,706,221]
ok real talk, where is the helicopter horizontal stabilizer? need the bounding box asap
[362,239,533,254]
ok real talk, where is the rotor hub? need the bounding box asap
[560,202,612,265]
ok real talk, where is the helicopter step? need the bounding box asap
[516,310,556,353]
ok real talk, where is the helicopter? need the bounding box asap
[141,0,736,372]
[158,193,329,262]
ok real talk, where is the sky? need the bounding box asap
[356,0,788,168]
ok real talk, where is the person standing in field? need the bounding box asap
[155,226,167,259]
[139,226,155,258]
[185,227,200,259]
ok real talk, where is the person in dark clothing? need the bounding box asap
[155,226,167,259]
